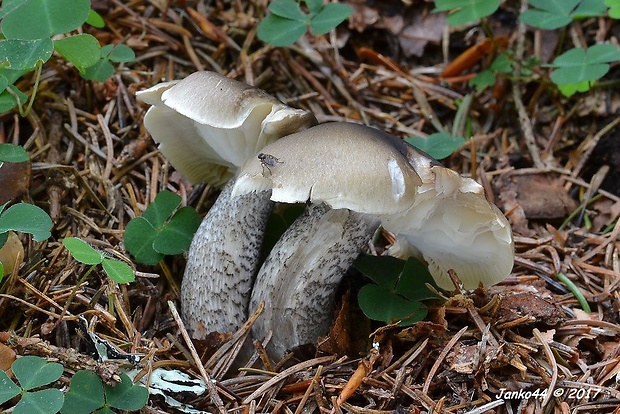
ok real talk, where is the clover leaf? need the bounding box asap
[548,44,620,96]
[63,237,135,284]
[433,0,500,26]
[257,0,353,47]
[521,0,607,29]
[0,356,64,414]
[0,203,52,244]
[124,190,200,265]
[406,133,466,160]
[355,255,439,326]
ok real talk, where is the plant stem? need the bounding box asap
[52,264,97,330]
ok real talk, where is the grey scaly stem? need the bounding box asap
[181,178,273,339]
[250,204,379,359]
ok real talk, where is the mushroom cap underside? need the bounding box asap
[382,168,514,290]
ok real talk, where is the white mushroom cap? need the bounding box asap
[383,148,514,290]
[137,71,316,186]
[233,122,514,290]
[232,122,422,215]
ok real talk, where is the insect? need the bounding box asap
[258,152,283,175]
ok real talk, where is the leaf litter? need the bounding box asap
[0,0,619,413]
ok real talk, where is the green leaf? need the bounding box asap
[257,15,307,47]
[63,237,103,265]
[608,0,620,18]
[469,70,496,90]
[12,355,63,390]
[61,370,105,414]
[520,0,578,29]
[105,44,135,63]
[0,70,29,111]
[354,254,406,290]
[573,0,607,17]
[0,262,4,284]
[14,389,64,414]
[152,207,201,255]
[549,45,620,85]
[0,143,29,162]
[0,231,8,248]
[490,53,513,73]
[395,258,439,301]
[310,3,352,35]
[0,89,27,112]
[0,38,53,70]
[0,370,21,405]
[86,10,105,28]
[521,0,605,28]
[556,81,590,96]
[101,258,134,284]
[586,43,620,63]
[81,60,114,82]
[142,190,181,228]
[0,0,29,20]
[304,0,323,14]
[0,68,29,87]
[1,0,91,39]
[355,256,437,326]
[520,9,572,29]
[124,217,163,265]
[104,373,148,411]
[0,203,52,242]
[434,0,500,26]
[358,284,427,326]
[53,35,101,73]
[405,133,466,159]
[268,0,307,21]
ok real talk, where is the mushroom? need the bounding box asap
[139,73,514,361]
[137,71,316,186]
[233,122,514,356]
[137,72,317,337]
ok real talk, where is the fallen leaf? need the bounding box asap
[0,231,25,276]
[0,161,32,205]
[0,342,16,371]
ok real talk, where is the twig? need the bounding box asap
[532,328,558,407]
[168,301,227,414]
[243,355,335,404]
[422,326,468,395]
[512,0,544,168]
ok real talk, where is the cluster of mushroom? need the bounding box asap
[137,71,514,360]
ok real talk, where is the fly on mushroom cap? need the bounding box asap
[137,71,317,186]
[233,122,514,290]
[233,122,423,215]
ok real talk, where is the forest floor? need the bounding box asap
[1,1,620,413]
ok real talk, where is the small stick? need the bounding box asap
[168,301,226,414]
